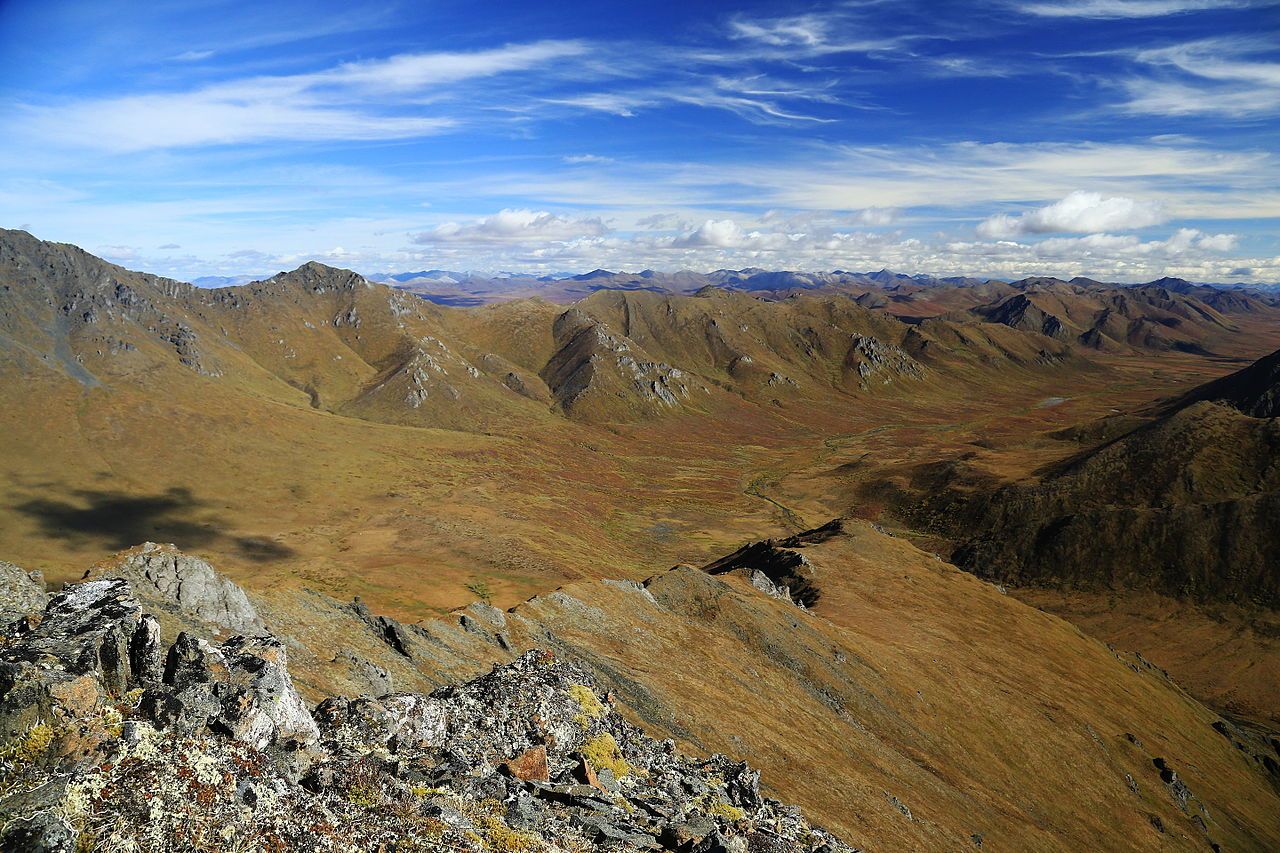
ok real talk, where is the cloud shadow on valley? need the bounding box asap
[12,486,295,562]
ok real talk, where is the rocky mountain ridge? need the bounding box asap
[0,568,851,852]
[5,524,1280,850]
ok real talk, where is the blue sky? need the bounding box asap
[0,0,1277,282]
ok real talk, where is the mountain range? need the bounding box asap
[4,228,1280,849]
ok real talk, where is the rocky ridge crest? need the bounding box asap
[0,572,854,852]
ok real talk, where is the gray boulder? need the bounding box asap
[144,630,319,751]
[0,561,47,625]
[108,542,263,633]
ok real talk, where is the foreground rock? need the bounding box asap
[0,562,45,626]
[0,577,855,852]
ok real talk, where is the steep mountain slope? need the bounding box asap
[1172,346,1280,417]
[0,229,551,433]
[17,522,1280,851]
[940,348,1280,609]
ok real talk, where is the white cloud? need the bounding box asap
[1121,38,1280,117]
[673,219,747,248]
[952,227,1241,264]
[1020,0,1256,18]
[729,14,831,48]
[725,11,913,56]
[636,213,687,230]
[413,209,611,244]
[17,41,586,152]
[308,41,588,92]
[1195,231,1240,251]
[669,219,801,250]
[977,191,1168,237]
[548,74,840,126]
[854,207,899,226]
[562,154,616,165]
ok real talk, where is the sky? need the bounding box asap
[0,0,1277,283]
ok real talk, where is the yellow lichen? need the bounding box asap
[0,720,55,766]
[410,784,446,799]
[579,732,633,778]
[455,795,544,850]
[568,684,605,728]
[710,800,747,822]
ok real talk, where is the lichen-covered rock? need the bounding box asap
[143,631,319,753]
[0,579,146,738]
[0,561,46,626]
[0,578,857,853]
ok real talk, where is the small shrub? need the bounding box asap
[464,579,493,605]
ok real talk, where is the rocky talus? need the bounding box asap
[0,575,854,852]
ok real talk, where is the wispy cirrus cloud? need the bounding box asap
[16,41,587,152]
[1019,0,1259,18]
[1120,37,1280,116]
[726,10,914,55]
[546,72,844,125]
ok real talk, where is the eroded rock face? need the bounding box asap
[845,334,923,387]
[106,542,263,634]
[0,577,857,853]
[0,579,146,738]
[541,308,700,418]
[0,561,46,626]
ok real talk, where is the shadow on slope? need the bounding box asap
[11,486,294,562]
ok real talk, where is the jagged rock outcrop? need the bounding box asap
[0,576,855,852]
[102,542,263,634]
[844,335,923,388]
[701,521,841,609]
[0,562,45,625]
[0,579,156,739]
[541,308,699,419]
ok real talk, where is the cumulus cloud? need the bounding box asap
[977,191,1167,238]
[1194,231,1239,251]
[670,219,800,250]
[389,207,1262,285]
[413,209,611,244]
[854,207,899,226]
[955,227,1240,262]
[157,242,181,250]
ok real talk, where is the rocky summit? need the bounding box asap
[0,575,851,853]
